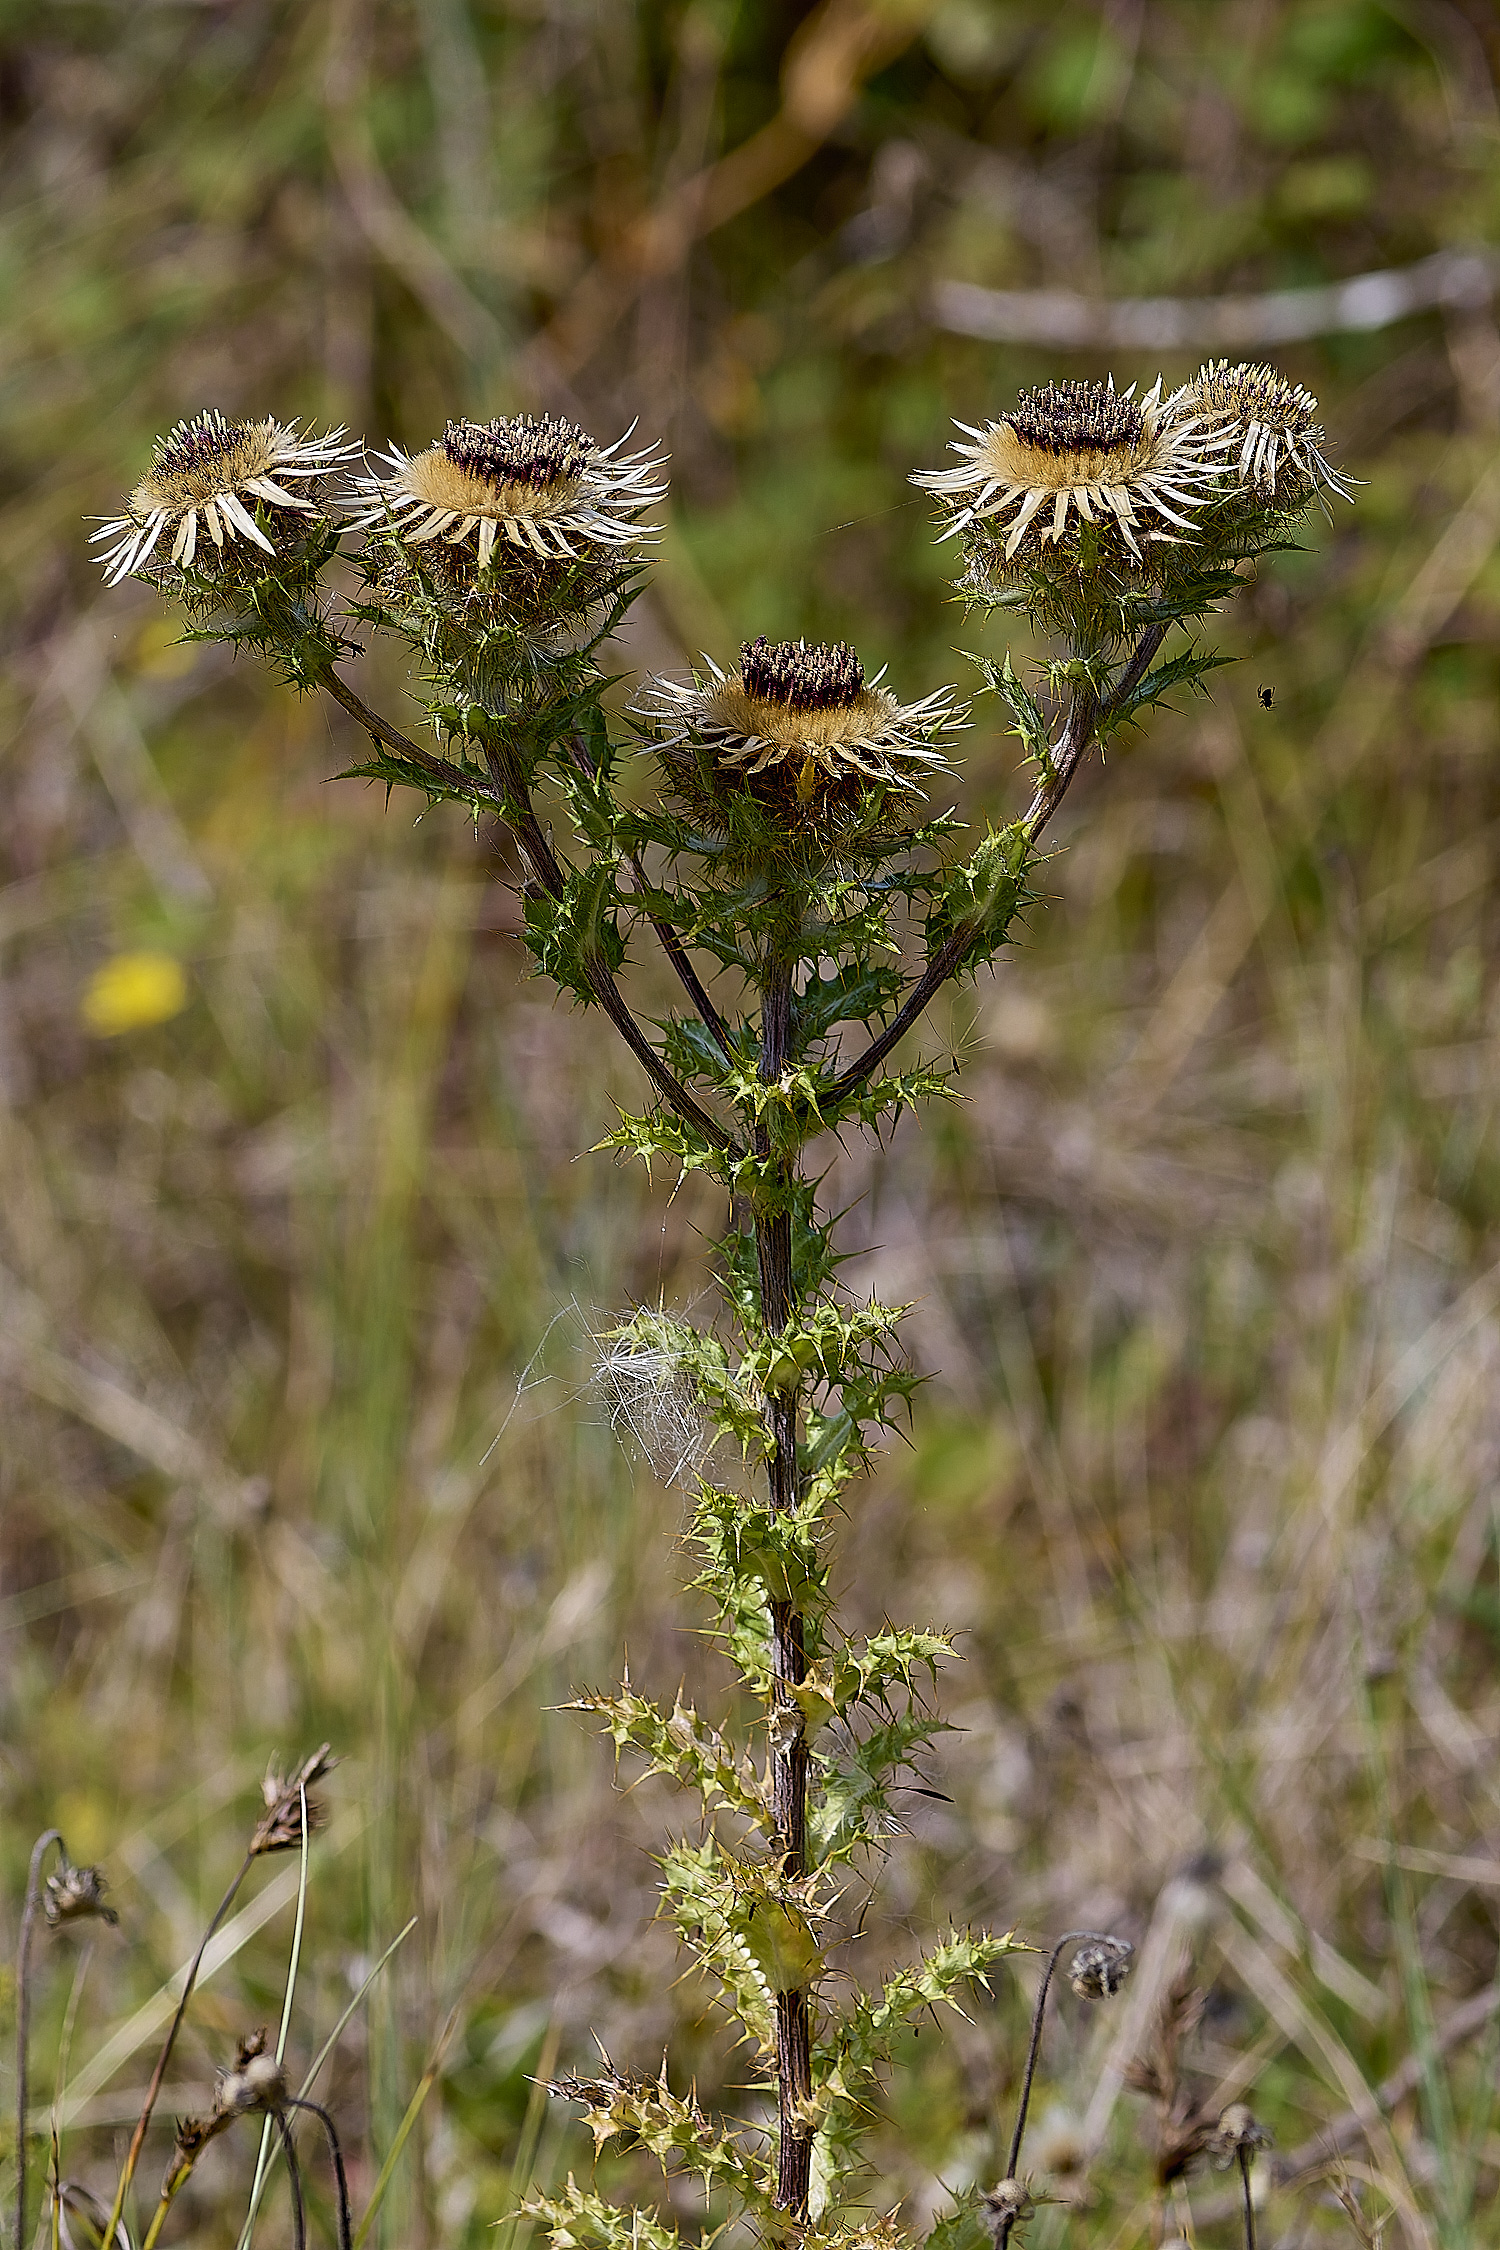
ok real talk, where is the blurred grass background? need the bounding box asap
[4,1,1500,2243]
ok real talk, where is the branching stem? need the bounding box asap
[319,671,504,805]
[479,739,738,1152]
[829,625,1166,1107]
[566,730,736,1061]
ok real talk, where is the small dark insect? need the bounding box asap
[1257,684,1275,709]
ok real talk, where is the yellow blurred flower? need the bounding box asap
[82,951,189,1035]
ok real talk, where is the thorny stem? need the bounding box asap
[14,1830,63,2250]
[104,1850,256,2250]
[994,1929,1124,2246]
[329,621,1162,2233]
[753,938,814,2217]
[285,2100,353,2250]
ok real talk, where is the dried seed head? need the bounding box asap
[216,2029,287,2116]
[44,1857,119,1928]
[1068,1936,1134,2000]
[1210,2103,1274,2167]
[252,1742,334,1855]
[1008,381,1145,456]
[172,2112,220,2164]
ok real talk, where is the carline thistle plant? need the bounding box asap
[72,374,1350,2249]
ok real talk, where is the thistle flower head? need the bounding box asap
[352,413,664,569]
[913,376,1231,570]
[43,1856,118,1928]
[1178,360,1353,506]
[634,636,963,815]
[91,412,353,583]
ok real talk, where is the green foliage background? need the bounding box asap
[4,2,1500,2244]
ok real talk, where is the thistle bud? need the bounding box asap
[1068,1935,1133,2000]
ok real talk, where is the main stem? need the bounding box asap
[756,946,812,2218]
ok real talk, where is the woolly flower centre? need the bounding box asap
[979,382,1162,493]
[134,412,280,511]
[738,637,864,713]
[401,414,597,520]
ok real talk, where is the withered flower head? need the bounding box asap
[1176,361,1353,506]
[92,412,353,583]
[215,2028,287,2117]
[913,377,1231,566]
[172,2111,222,2165]
[352,413,664,569]
[44,1857,118,1928]
[1069,1935,1134,2000]
[1209,2103,1274,2167]
[252,1742,334,1856]
[634,636,963,805]
[980,2179,1037,2244]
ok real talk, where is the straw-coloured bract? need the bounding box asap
[92,412,352,583]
